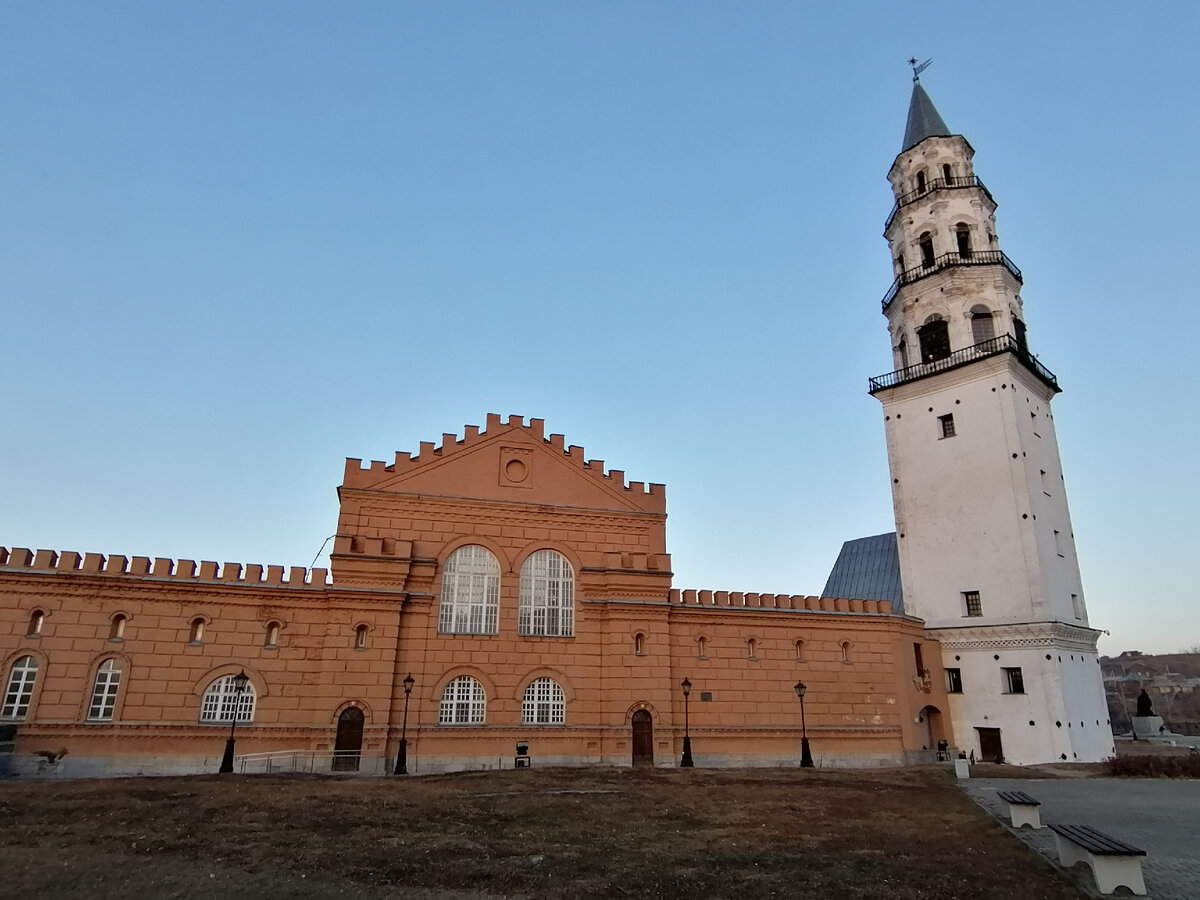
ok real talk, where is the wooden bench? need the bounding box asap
[995,789,1041,829]
[1048,824,1147,896]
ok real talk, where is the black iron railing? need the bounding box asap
[881,250,1022,311]
[868,334,1059,394]
[884,175,994,231]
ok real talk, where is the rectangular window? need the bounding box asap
[1071,593,1084,619]
[963,591,982,617]
[87,662,122,721]
[1053,530,1065,557]
[945,668,963,693]
[1040,469,1051,496]
[913,643,926,678]
[938,414,956,439]
[1002,667,1025,694]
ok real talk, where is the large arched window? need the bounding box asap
[519,550,575,637]
[199,674,256,724]
[955,223,972,258]
[439,676,485,725]
[439,545,500,634]
[2,656,39,719]
[918,315,951,363]
[970,305,996,344]
[87,659,122,721]
[918,232,935,268]
[521,677,565,725]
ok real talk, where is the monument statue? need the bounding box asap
[1135,689,1154,718]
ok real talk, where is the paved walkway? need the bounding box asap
[964,777,1200,899]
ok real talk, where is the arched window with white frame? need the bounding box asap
[439,545,501,634]
[521,677,565,725]
[87,659,122,721]
[2,656,39,719]
[200,673,256,724]
[519,549,575,637]
[438,675,485,725]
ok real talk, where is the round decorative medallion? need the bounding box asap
[505,459,528,483]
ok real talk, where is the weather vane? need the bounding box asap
[908,57,932,82]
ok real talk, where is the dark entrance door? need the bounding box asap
[333,707,364,771]
[631,709,653,767]
[976,727,1003,763]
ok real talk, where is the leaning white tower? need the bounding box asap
[869,70,1114,764]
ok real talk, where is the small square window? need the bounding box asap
[938,414,956,439]
[945,668,963,693]
[963,591,982,617]
[1002,667,1025,694]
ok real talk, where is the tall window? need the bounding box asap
[938,414,956,439]
[2,657,38,719]
[265,621,280,648]
[916,170,927,192]
[26,610,44,637]
[913,643,926,677]
[697,636,708,658]
[963,591,983,617]
[354,624,369,649]
[521,677,565,725]
[634,633,645,655]
[439,545,500,634]
[747,637,758,659]
[200,674,256,724]
[1072,593,1085,620]
[942,163,953,181]
[188,618,205,644]
[519,550,575,637]
[897,337,909,369]
[794,639,806,661]
[970,306,995,344]
[1002,667,1025,694]
[108,614,126,641]
[945,668,963,693]
[919,232,935,267]
[439,676,485,725]
[955,223,972,257]
[87,659,122,721]
[918,316,950,363]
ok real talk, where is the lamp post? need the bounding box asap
[395,673,415,775]
[794,681,814,768]
[218,670,251,774]
[680,677,694,767]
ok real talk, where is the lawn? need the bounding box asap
[0,766,1079,899]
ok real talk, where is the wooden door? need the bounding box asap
[976,727,1003,763]
[333,707,364,771]
[631,709,653,767]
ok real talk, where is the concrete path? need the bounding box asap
[964,777,1200,899]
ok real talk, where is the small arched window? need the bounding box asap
[634,633,645,655]
[895,253,905,274]
[108,614,126,641]
[200,673,256,724]
[26,610,44,637]
[521,677,565,725]
[795,639,806,661]
[519,550,575,637]
[897,337,909,369]
[439,545,501,634]
[264,621,281,649]
[918,315,951,363]
[188,617,205,644]
[970,305,996,344]
[354,624,369,650]
[942,163,953,182]
[840,641,852,663]
[955,223,972,258]
[747,637,758,659]
[2,656,39,719]
[697,636,707,659]
[439,676,485,725]
[916,169,927,192]
[87,659,122,721]
[919,232,935,268]
[1014,318,1028,355]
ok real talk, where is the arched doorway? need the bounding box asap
[333,706,364,771]
[918,705,945,757]
[631,709,653,767]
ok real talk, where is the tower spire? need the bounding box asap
[901,62,951,151]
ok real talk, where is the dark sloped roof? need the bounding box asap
[822,532,904,613]
[902,81,950,151]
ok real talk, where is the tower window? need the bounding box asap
[963,591,982,617]
[919,232,935,267]
[945,668,963,693]
[970,306,995,344]
[1014,318,1028,355]
[938,414,956,439]
[897,338,910,369]
[916,169,927,192]
[955,224,972,258]
[1002,667,1025,694]
[1054,530,1065,557]
[918,317,950,363]
[1071,593,1084,619]
[942,163,953,181]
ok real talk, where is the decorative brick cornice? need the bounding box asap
[929,621,1102,653]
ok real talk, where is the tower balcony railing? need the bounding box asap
[868,333,1059,394]
[884,175,995,231]
[881,249,1023,311]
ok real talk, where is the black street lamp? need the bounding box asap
[218,670,251,774]
[680,677,694,767]
[395,673,415,775]
[794,681,814,768]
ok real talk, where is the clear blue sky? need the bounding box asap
[2,3,1196,655]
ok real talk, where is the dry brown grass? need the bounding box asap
[0,766,1080,899]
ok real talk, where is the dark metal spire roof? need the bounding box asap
[822,532,904,613]
[902,81,951,151]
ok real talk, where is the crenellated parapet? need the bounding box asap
[670,588,893,615]
[0,547,330,587]
[342,413,665,512]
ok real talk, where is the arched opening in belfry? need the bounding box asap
[970,305,995,344]
[955,223,972,258]
[1014,318,1028,355]
[897,337,909,369]
[918,315,951,363]
[942,163,953,182]
[919,232,935,268]
[916,169,927,192]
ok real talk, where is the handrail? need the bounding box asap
[868,334,1059,394]
[881,250,1022,311]
[884,175,994,231]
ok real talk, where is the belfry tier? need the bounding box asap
[875,82,1037,388]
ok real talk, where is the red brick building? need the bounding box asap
[1,415,949,775]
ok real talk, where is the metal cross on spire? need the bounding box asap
[908,57,932,82]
